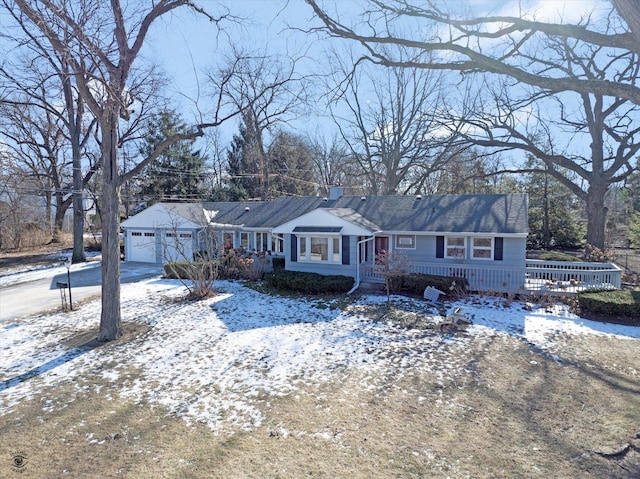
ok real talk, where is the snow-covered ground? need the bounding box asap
[0,251,101,287]
[1,263,639,434]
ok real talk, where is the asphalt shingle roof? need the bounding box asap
[146,193,527,235]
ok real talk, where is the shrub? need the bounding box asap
[583,244,613,263]
[540,251,581,262]
[164,261,192,279]
[577,289,640,325]
[401,273,469,297]
[272,257,285,271]
[265,271,354,294]
[163,260,217,299]
[217,249,269,281]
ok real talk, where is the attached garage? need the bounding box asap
[162,231,194,262]
[127,231,157,263]
[121,203,204,264]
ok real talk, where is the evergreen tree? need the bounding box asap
[629,211,640,248]
[522,157,584,249]
[138,111,206,203]
[225,121,261,200]
[268,131,317,196]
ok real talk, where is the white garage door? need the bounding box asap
[162,232,194,262]
[128,231,157,263]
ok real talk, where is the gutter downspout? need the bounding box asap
[348,234,379,295]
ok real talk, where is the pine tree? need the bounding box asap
[268,131,317,196]
[522,157,584,249]
[226,122,261,200]
[138,111,206,203]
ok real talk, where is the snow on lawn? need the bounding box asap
[0,254,101,287]
[1,276,639,433]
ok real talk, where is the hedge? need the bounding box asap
[577,289,640,325]
[265,271,354,294]
[540,251,582,262]
[163,261,216,280]
[399,272,469,297]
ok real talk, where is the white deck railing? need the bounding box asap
[361,259,622,295]
[362,261,526,293]
[525,259,621,294]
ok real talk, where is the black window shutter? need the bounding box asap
[436,236,444,258]
[342,235,350,265]
[494,237,503,261]
[291,234,297,262]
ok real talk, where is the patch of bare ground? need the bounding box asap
[1,327,638,478]
[0,238,73,272]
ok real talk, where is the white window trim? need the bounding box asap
[297,235,342,263]
[445,236,466,259]
[223,231,234,248]
[395,234,416,249]
[272,235,284,254]
[471,237,494,260]
[240,232,250,249]
[255,231,269,252]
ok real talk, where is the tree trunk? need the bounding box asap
[585,180,607,250]
[71,139,86,263]
[97,117,122,342]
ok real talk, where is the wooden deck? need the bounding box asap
[361,259,622,295]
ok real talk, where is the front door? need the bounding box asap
[375,236,389,260]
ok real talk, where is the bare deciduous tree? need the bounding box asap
[327,48,463,195]
[306,0,640,248]
[212,50,310,199]
[10,0,236,341]
[1,3,99,260]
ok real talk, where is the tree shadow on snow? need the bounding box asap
[0,338,102,393]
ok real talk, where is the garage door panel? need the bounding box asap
[162,232,193,262]
[129,231,157,263]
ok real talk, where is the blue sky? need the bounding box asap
[139,0,608,150]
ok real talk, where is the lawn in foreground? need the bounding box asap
[1,279,639,478]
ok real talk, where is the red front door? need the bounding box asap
[375,236,389,260]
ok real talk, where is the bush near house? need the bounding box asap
[577,289,640,325]
[163,261,216,280]
[265,271,354,294]
[540,251,582,262]
[399,273,469,298]
[272,257,285,271]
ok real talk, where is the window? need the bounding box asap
[256,232,269,252]
[272,236,283,254]
[298,236,341,263]
[240,232,249,249]
[180,233,192,239]
[131,232,142,237]
[299,236,307,260]
[223,232,234,249]
[445,237,465,258]
[166,232,175,238]
[144,232,155,237]
[310,237,328,261]
[472,237,493,259]
[395,235,416,249]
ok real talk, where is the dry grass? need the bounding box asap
[1,325,638,478]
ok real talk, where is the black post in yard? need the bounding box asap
[65,258,73,310]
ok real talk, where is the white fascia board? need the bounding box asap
[121,204,202,229]
[380,230,528,238]
[273,209,376,236]
[208,223,244,230]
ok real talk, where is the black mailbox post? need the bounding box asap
[64,258,73,310]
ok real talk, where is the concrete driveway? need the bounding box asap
[0,262,164,323]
